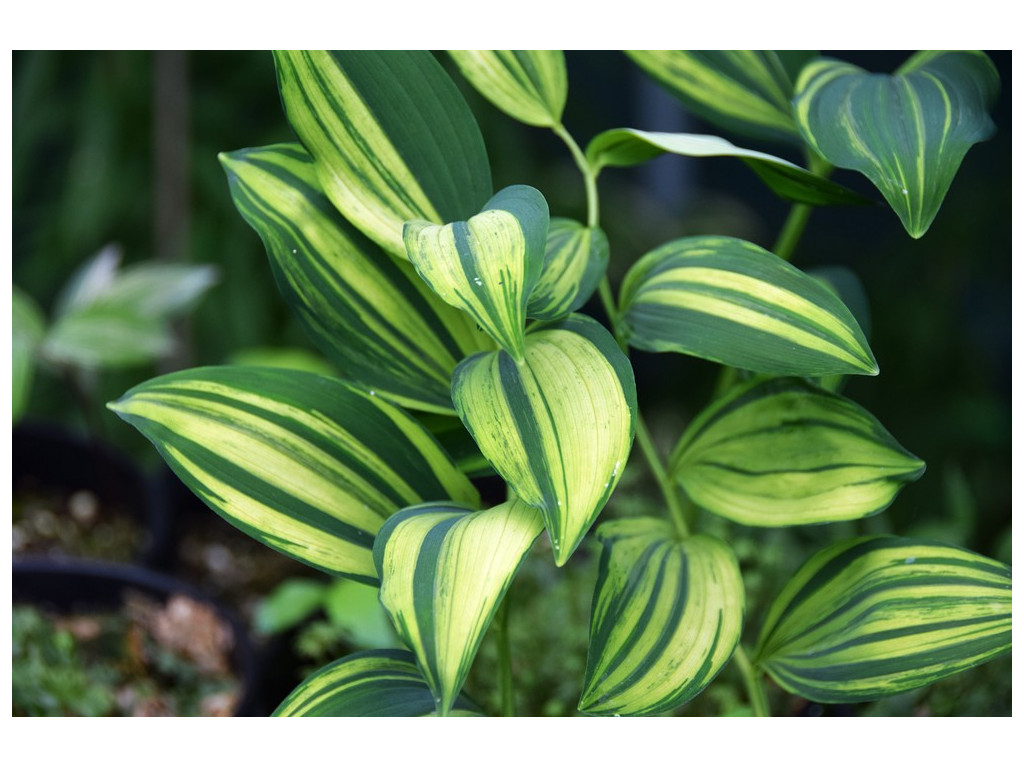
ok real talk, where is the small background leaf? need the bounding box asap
[12,287,47,420]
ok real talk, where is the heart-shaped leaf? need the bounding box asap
[793,51,1000,238]
[579,519,744,715]
[373,499,544,716]
[586,129,870,207]
[670,377,925,527]
[109,366,479,584]
[404,185,549,360]
[620,236,877,377]
[449,50,567,128]
[274,650,481,716]
[274,50,492,256]
[221,143,493,415]
[755,536,1012,703]
[451,315,636,565]
[627,50,815,144]
[527,218,609,320]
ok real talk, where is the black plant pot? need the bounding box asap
[13,422,173,568]
[12,558,267,716]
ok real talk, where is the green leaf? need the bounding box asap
[322,578,400,650]
[626,50,815,144]
[52,243,122,319]
[108,366,480,584]
[585,129,869,207]
[373,499,544,716]
[93,262,218,319]
[41,305,172,368]
[274,50,492,256]
[404,185,549,360]
[274,649,481,716]
[670,377,925,527]
[793,51,1000,238]
[451,315,636,565]
[579,519,744,715]
[220,143,493,415]
[227,346,337,377]
[255,578,327,634]
[449,50,567,127]
[527,218,609,320]
[620,236,877,377]
[755,536,1012,703]
[13,287,46,420]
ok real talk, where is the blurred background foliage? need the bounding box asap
[12,51,1011,715]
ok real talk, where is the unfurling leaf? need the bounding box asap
[109,366,479,584]
[451,316,636,565]
[449,50,567,128]
[580,519,744,715]
[620,236,877,377]
[793,51,1000,238]
[528,218,609,320]
[274,50,492,256]
[374,500,544,716]
[755,536,1012,702]
[670,377,925,526]
[404,185,549,360]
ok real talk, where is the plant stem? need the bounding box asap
[771,202,812,262]
[495,597,515,717]
[635,415,690,538]
[733,645,770,717]
[552,122,599,228]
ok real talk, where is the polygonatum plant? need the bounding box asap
[110,50,1010,716]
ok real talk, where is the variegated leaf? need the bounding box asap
[755,536,1012,703]
[274,650,481,716]
[527,218,609,320]
[620,236,877,377]
[274,50,492,256]
[108,366,479,584]
[449,50,567,128]
[585,129,869,207]
[404,185,549,360]
[670,377,925,527]
[220,143,493,415]
[373,500,544,716]
[579,519,744,715]
[626,50,815,144]
[794,51,999,238]
[451,315,636,565]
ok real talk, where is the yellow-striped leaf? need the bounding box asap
[274,649,481,716]
[220,143,493,415]
[670,377,925,527]
[793,51,1000,238]
[373,499,544,716]
[620,236,877,377]
[449,50,567,128]
[754,536,1012,703]
[585,129,869,207]
[451,315,636,565]
[527,218,609,320]
[404,185,549,360]
[108,366,479,584]
[579,519,744,715]
[274,50,492,256]
[626,50,815,144]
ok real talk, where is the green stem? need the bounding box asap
[771,203,813,262]
[733,645,770,717]
[552,122,599,228]
[495,597,515,717]
[635,415,690,538]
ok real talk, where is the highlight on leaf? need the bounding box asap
[670,377,925,527]
[754,536,1012,703]
[579,519,744,715]
[449,50,567,128]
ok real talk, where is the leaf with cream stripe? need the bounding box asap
[527,218,608,321]
[220,142,493,415]
[579,519,744,715]
[620,236,877,377]
[754,536,1012,702]
[451,315,636,565]
[274,650,481,716]
[449,50,567,128]
[373,499,544,716]
[274,50,492,256]
[670,377,925,527]
[793,51,999,238]
[108,366,479,584]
